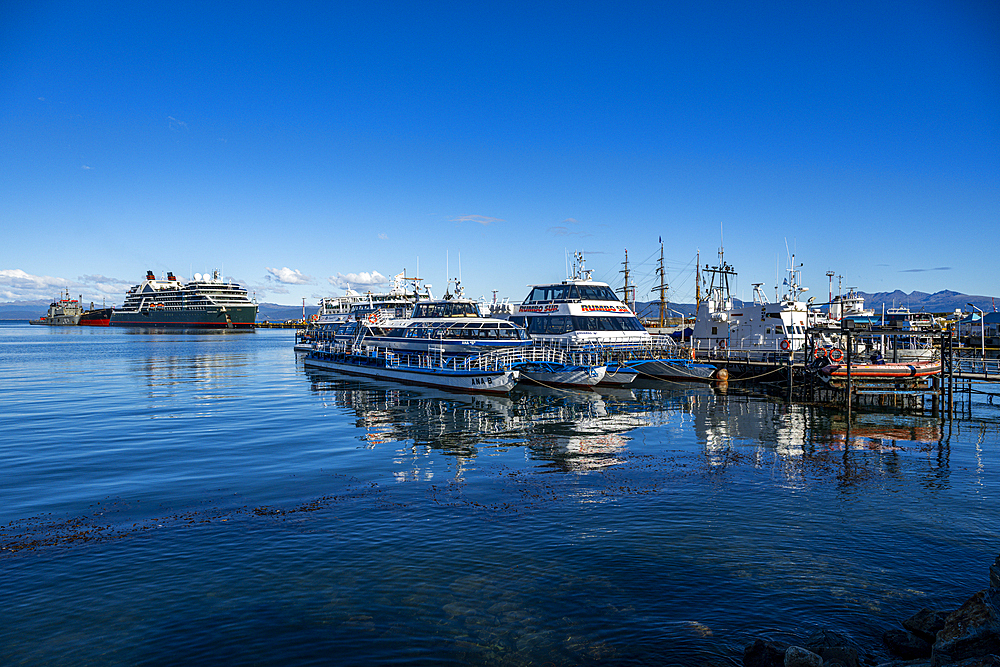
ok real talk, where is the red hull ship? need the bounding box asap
[78,307,113,327]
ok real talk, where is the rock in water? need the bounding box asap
[933,590,1000,663]
[882,628,931,660]
[902,608,949,644]
[991,554,1000,591]
[743,639,787,667]
[783,645,822,667]
[803,629,860,667]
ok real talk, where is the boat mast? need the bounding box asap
[695,250,701,313]
[618,249,635,313]
[653,238,668,327]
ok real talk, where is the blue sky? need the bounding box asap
[2,0,997,307]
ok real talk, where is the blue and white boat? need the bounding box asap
[304,343,520,394]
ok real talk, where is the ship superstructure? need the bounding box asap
[111,270,257,328]
[29,289,84,325]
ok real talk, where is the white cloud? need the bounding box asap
[0,269,142,302]
[328,271,387,289]
[0,269,67,288]
[0,269,71,297]
[378,233,388,240]
[265,267,314,285]
[452,215,502,226]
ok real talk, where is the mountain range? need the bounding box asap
[2,289,996,322]
[634,289,997,319]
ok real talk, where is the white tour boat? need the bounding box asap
[508,253,717,383]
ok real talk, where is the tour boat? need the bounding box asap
[507,252,715,383]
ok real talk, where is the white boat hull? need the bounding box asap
[304,354,519,394]
[598,366,639,386]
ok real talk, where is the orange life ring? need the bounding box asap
[780,339,790,351]
[367,313,378,324]
[718,339,726,348]
[813,348,827,359]
[829,348,844,362]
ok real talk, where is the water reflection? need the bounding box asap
[303,367,964,490]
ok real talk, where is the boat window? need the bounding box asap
[526,285,571,302]
[775,325,784,334]
[508,316,527,327]
[482,321,499,328]
[528,316,573,335]
[577,285,618,301]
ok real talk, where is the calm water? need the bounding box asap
[1,322,997,665]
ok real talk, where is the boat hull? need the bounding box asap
[598,365,639,386]
[512,363,606,388]
[110,305,257,329]
[628,358,718,382]
[304,352,520,394]
[79,307,113,327]
[28,315,81,326]
[819,361,941,380]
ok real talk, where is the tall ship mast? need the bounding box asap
[617,249,636,315]
[651,239,669,327]
[110,270,258,329]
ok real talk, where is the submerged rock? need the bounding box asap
[803,629,861,667]
[932,591,1000,664]
[990,555,1000,591]
[784,645,822,666]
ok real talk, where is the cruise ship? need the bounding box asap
[110,270,258,328]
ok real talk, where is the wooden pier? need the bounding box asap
[691,325,998,418]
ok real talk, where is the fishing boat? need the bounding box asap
[110,270,257,328]
[507,252,715,383]
[691,249,834,357]
[28,290,84,325]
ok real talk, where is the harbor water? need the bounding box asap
[1,322,997,665]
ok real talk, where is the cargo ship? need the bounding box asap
[110,270,258,328]
[28,290,84,325]
[79,306,113,326]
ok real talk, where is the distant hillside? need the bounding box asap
[633,289,998,319]
[0,300,49,321]
[256,302,309,322]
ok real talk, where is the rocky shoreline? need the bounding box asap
[742,555,1000,666]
